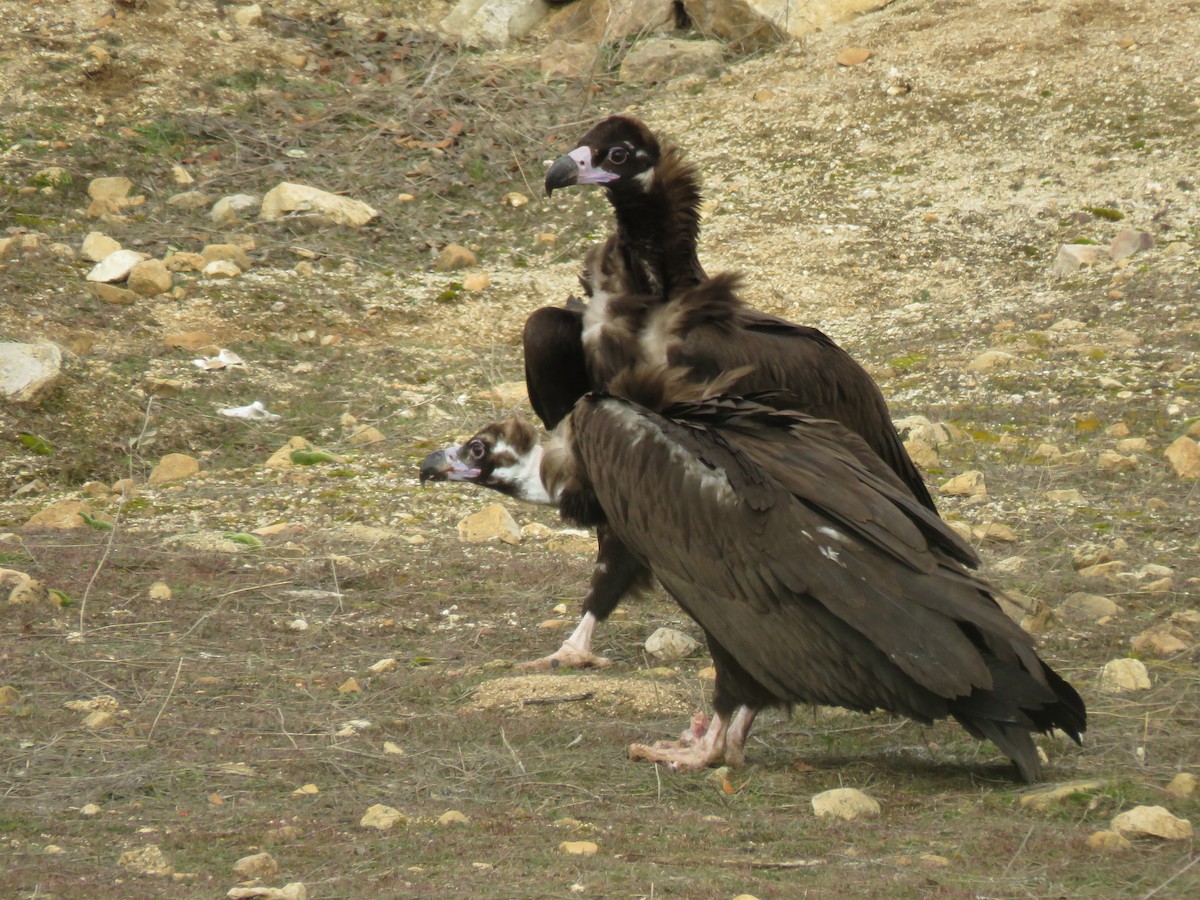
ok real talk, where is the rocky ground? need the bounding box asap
[1,1,1199,897]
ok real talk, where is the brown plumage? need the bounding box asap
[420,367,1085,781]
[518,115,954,669]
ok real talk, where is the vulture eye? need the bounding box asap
[606,147,628,165]
[467,440,486,461]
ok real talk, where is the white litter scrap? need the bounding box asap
[219,400,281,422]
[193,348,246,370]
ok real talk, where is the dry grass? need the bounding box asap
[2,1,1199,897]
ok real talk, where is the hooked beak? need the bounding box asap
[418,446,479,486]
[544,146,619,195]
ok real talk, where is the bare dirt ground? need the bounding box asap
[1,0,1198,896]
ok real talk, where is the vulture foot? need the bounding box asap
[519,612,609,670]
[628,707,758,771]
[518,644,612,671]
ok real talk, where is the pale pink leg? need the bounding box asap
[629,706,759,771]
[519,612,613,670]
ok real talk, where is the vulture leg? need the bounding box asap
[520,527,654,670]
[523,305,590,430]
[629,705,759,771]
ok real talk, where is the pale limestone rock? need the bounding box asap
[149,581,172,601]
[232,3,263,28]
[1032,443,1062,461]
[1098,658,1151,693]
[211,193,261,225]
[360,804,406,830]
[204,259,243,279]
[966,350,1017,373]
[1086,830,1133,852]
[1164,436,1200,477]
[894,415,951,446]
[1130,629,1188,656]
[1115,437,1151,453]
[117,845,173,876]
[644,627,701,661]
[548,0,676,44]
[7,576,50,605]
[81,231,121,261]
[1053,244,1106,275]
[0,684,20,705]
[457,503,521,544]
[227,884,308,900]
[683,0,892,45]
[368,658,398,674]
[347,426,385,446]
[1019,780,1105,811]
[88,176,133,200]
[233,852,278,880]
[128,259,173,296]
[265,437,316,468]
[938,470,986,498]
[148,453,201,484]
[904,438,938,468]
[202,243,252,270]
[0,342,63,406]
[1077,560,1126,578]
[542,39,595,80]
[1057,592,1120,623]
[1109,229,1153,260]
[812,787,880,820]
[166,190,209,210]
[619,38,725,84]
[973,522,1016,543]
[1165,773,1198,799]
[171,164,193,185]
[436,244,477,270]
[441,0,550,47]
[164,331,219,351]
[1097,450,1136,472]
[1111,806,1193,840]
[478,381,527,405]
[87,282,139,305]
[558,840,599,856]
[437,810,469,826]
[87,249,147,282]
[1072,543,1112,570]
[25,499,109,530]
[463,272,490,291]
[1044,488,1085,504]
[261,182,378,227]
[164,252,207,272]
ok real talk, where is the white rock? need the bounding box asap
[1098,658,1151,693]
[81,231,121,262]
[1053,244,1106,275]
[232,3,263,28]
[440,0,548,48]
[86,249,148,283]
[88,176,133,200]
[965,350,1017,373]
[1111,805,1193,840]
[211,193,261,225]
[1057,592,1120,622]
[644,627,701,661]
[1164,436,1200,478]
[811,787,881,820]
[0,342,63,406]
[261,182,378,227]
[204,259,243,279]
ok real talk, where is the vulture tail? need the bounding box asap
[949,656,1087,783]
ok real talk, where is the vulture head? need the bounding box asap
[419,417,558,504]
[545,115,662,197]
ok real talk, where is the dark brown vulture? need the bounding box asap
[515,115,953,670]
[419,366,1085,782]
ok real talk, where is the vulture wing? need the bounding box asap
[523,305,592,430]
[569,392,1083,773]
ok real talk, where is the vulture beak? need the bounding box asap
[545,146,618,195]
[418,446,479,486]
